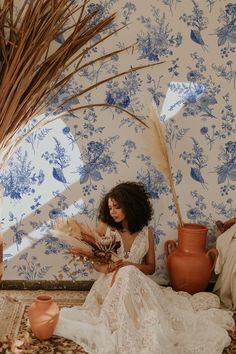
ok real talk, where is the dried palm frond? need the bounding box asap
[51,218,121,263]
[0,0,163,169]
[146,104,183,226]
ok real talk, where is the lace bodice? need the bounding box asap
[105,226,149,263]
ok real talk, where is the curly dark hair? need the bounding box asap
[98,181,153,233]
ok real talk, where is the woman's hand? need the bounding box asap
[94,260,123,274]
[118,261,134,267]
[93,263,110,273]
[108,260,123,272]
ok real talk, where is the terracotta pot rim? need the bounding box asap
[35,295,53,302]
[179,223,208,231]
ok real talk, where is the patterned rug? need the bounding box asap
[0,290,235,353]
[0,290,88,353]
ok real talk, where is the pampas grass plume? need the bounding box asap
[147,104,183,226]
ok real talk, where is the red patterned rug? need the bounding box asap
[0,290,235,353]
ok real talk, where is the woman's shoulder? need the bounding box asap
[137,225,150,242]
[139,226,153,246]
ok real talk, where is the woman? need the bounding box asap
[54,181,234,354]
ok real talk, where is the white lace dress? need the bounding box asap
[54,226,235,354]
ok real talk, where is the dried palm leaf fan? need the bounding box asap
[0,0,162,167]
[146,104,184,226]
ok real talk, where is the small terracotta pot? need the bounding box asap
[164,223,218,295]
[28,295,59,340]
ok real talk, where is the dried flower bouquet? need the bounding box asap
[51,218,121,264]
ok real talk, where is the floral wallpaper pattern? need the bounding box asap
[2,0,236,284]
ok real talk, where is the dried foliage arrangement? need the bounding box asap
[0,0,162,168]
[147,104,184,226]
[51,218,121,264]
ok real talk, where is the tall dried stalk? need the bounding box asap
[0,0,162,166]
[147,104,184,226]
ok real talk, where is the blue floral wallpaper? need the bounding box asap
[2,0,236,284]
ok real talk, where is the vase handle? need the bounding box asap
[164,240,177,257]
[206,248,218,272]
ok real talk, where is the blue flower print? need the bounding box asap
[180,1,208,47]
[121,140,136,166]
[3,148,44,199]
[13,253,52,280]
[183,53,220,118]
[48,208,64,220]
[41,234,69,255]
[87,3,104,19]
[212,198,236,219]
[62,127,70,135]
[105,73,141,108]
[200,124,230,150]
[25,126,52,154]
[200,127,208,135]
[187,70,201,83]
[199,95,217,110]
[76,137,118,185]
[42,138,70,184]
[137,6,182,61]
[180,138,208,188]
[216,3,236,47]
[137,166,169,200]
[168,81,208,118]
[162,0,182,16]
[215,141,236,195]
[9,213,27,251]
[151,219,166,245]
[168,58,180,78]
[212,61,236,89]
[56,260,93,281]
[165,118,190,152]
[121,2,136,25]
[74,198,97,220]
[216,141,236,180]
[187,208,202,220]
[63,110,105,149]
[88,141,104,156]
[225,3,236,15]
[147,74,165,107]
[104,72,143,116]
[30,195,42,214]
[187,94,197,104]
[206,0,216,12]
[186,191,211,225]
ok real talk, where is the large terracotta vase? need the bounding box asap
[164,223,218,295]
[28,295,59,340]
